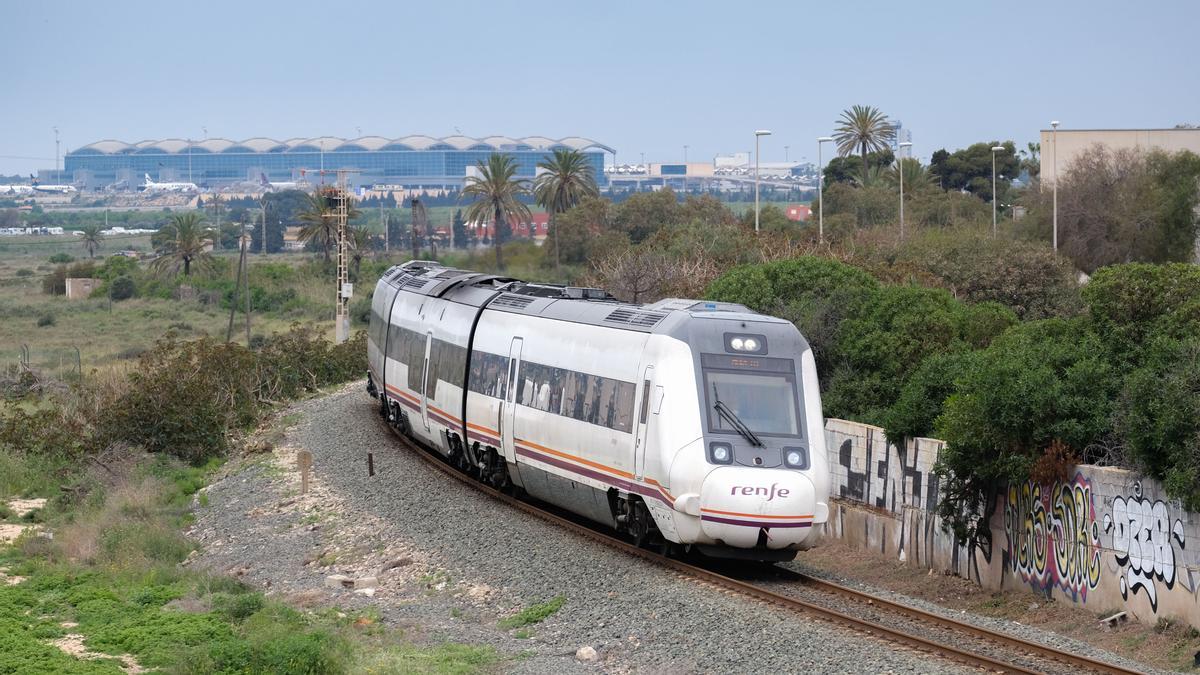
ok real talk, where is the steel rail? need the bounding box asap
[380,420,1139,675]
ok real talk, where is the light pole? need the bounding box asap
[754,130,771,232]
[683,144,688,194]
[991,145,1006,237]
[1051,120,1060,253]
[817,136,833,243]
[784,145,790,162]
[53,127,60,181]
[897,141,912,240]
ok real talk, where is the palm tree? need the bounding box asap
[298,191,361,262]
[151,212,214,277]
[348,224,373,280]
[533,148,599,269]
[462,154,531,270]
[78,223,102,259]
[833,105,897,180]
[886,158,937,195]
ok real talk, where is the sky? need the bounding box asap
[2,0,1198,175]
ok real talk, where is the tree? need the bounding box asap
[927,141,1019,200]
[886,158,937,196]
[833,105,897,179]
[348,224,374,280]
[823,149,894,186]
[298,190,361,262]
[1019,142,1040,182]
[78,223,102,259]
[543,196,613,265]
[462,153,531,270]
[534,148,599,269]
[1029,147,1200,273]
[611,188,680,243]
[150,212,214,277]
[451,209,469,249]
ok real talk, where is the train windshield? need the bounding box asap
[704,370,801,437]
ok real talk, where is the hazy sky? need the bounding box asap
[2,0,1197,175]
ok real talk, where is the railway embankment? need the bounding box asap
[188,384,978,673]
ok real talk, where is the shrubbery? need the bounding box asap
[1,326,366,466]
[707,256,1200,543]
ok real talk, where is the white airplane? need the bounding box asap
[33,183,77,194]
[0,184,34,195]
[260,173,300,191]
[143,174,198,193]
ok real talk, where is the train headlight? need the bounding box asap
[724,333,767,354]
[708,442,734,465]
[783,447,808,469]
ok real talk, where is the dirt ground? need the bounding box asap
[798,540,1200,672]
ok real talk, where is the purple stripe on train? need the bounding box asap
[700,515,812,529]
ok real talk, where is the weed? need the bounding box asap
[449,607,463,619]
[354,642,498,675]
[36,312,56,327]
[197,492,209,507]
[497,595,565,630]
[512,629,533,639]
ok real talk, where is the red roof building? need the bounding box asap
[785,204,812,222]
[470,212,550,240]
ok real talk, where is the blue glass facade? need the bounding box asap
[64,137,611,189]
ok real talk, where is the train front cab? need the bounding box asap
[650,312,831,558]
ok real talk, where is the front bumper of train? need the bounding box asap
[675,466,825,550]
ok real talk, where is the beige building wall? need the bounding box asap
[64,278,100,300]
[1040,128,1200,184]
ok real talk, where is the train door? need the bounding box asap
[420,332,432,432]
[500,337,523,461]
[634,365,654,480]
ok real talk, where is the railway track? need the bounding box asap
[382,424,1142,675]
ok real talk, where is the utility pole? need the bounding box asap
[329,172,352,344]
[226,220,248,343]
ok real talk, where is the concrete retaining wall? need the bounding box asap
[821,418,1200,628]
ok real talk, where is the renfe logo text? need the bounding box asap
[732,483,790,501]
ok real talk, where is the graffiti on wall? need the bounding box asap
[1003,475,1103,601]
[835,429,938,514]
[1103,482,1187,613]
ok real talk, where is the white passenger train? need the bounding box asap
[367,261,830,560]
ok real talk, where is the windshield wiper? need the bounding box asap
[712,384,764,447]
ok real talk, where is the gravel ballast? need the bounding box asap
[188,384,982,673]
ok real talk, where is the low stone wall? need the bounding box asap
[821,418,1200,628]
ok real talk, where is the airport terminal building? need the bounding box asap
[63,135,613,190]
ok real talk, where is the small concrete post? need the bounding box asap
[296,450,313,494]
[367,452,375,477]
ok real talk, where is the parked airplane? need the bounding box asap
[260,173,301,191]
[33,183,77,194]
[142,174,198,193]
[0,184,34,195]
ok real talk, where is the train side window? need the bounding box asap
[612,381,635,433]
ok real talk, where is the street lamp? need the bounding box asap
[991,145,1006,237]
[1051,120,1060,253]
[817,136,833,243]
[683,144,688,194]
[897,141,912,241]
[754,129,771,233]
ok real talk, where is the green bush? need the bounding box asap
[1116,340,1200,510]
[35,313,55,327]
[100,326,366,464]
[1083,262,1200,364]
[880,351,981,443]
[109,275,136,301]
[934,318,1117,543]
[15,268,33,278]
[47,252,74,264]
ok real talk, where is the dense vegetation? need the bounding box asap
[709,258,1200,544]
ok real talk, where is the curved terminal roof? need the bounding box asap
[72,135,614,155]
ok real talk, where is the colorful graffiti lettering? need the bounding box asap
[1003,474,1102,601]
[1102,482,1187,614]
